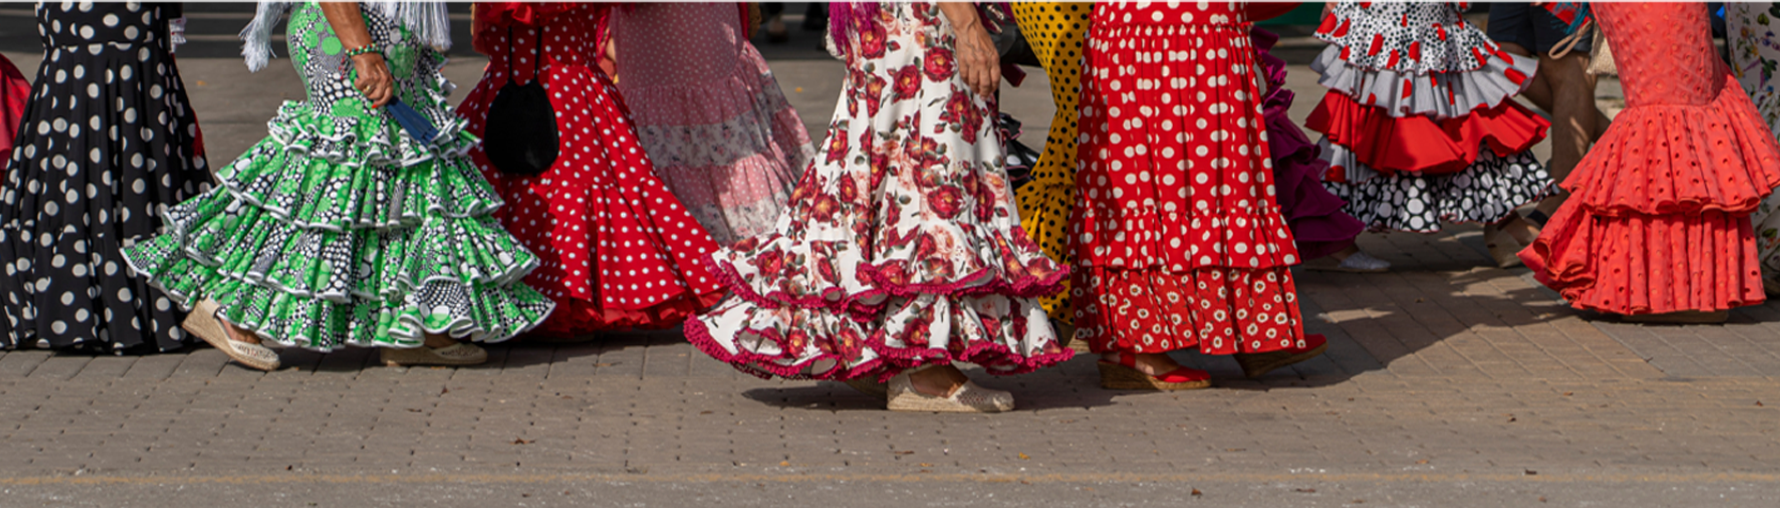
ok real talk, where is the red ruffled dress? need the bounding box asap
[457,3,725,336]
[1070,2,1311,356]
[1309,2,1554,232]
[1522,2,1780,315]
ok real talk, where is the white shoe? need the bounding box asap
[885,366,1014,413]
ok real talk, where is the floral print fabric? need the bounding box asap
[686,2,1072,381]
[1727,3,1780,285]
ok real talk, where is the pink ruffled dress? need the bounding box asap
[610,3,813,246]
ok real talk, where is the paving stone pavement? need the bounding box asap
[1,6,1777,507]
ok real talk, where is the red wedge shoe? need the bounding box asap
[1096,353,1212,391]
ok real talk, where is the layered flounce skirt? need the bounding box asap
[1310,2,1555,232]
[125,5,552,350]
[687,3,1072,381]
[1522,77,1780,313]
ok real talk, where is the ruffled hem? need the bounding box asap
[1309,91,1550,176]
[708,245,1070,325]
[1522,206,1766,314]
[1071,205,1303,270]
[1312,45,1535,119]
[652,149,804,246]
[1015,179,1076,322]
[1314,4,1500,74]
[527,289,726,337]
[1560,76,1780,216]
[1327,150,1555,233]
[127,174,538,304]
[1073,265,1309,355]
[129,259,553,351]
[684,292,1075,382]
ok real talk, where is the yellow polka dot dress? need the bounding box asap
[1012,2,1090,327]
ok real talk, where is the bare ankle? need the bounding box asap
[422,333,457,349]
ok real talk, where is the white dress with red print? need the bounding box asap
[685,2,1072,381]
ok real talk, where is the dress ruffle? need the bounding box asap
[1314,2,1498,74]
[1309,91,1549,176]
[1326,150,1554,232]
[1523,207,1766,314]
[1257,28,1363,260]
[1311,44,1535,119]
[1559,77,1780,216]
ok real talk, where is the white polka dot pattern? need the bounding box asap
[1069,1,1308,356]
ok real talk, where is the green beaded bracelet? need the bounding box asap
[344,45,379,58]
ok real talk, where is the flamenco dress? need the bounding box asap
[1,3,210,353]
[123,2,552,350]
[1070,2,1313,357]
[610,2,813,247]
[686,2,1072,381]
[1521,2,1780,315]
[1252,26,1365,261]
[0,54,28,157]
[1010,2,1090,328]
[1309,1,1554,233]
[456,3,724,336]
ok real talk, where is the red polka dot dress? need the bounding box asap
[1071,2,1310,356]
[457,3,724,336]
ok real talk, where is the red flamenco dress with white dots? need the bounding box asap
[1071,2,1319,360]
[457,3,724,336]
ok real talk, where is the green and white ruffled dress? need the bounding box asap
[123,2,553,350]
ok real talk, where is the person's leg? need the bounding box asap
[1532,52,1598,216]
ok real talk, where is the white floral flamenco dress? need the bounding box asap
[685,3,1072,381]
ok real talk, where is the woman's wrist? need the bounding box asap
[345,44,379,58]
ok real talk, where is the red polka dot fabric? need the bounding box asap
[458,3,724,336]
[1069,2,1309,356]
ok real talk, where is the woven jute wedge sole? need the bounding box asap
[184,300,280,372]
[1096,362,1211,391]
[885,370,1014,413]
[1234,341,1329,379]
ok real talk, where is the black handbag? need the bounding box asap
[483,26,559,176]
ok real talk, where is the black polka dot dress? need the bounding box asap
[0,2,210,353]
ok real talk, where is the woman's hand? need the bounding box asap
[938,3,1000,97]
[321,2,393,108]
[352,52,395,108]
